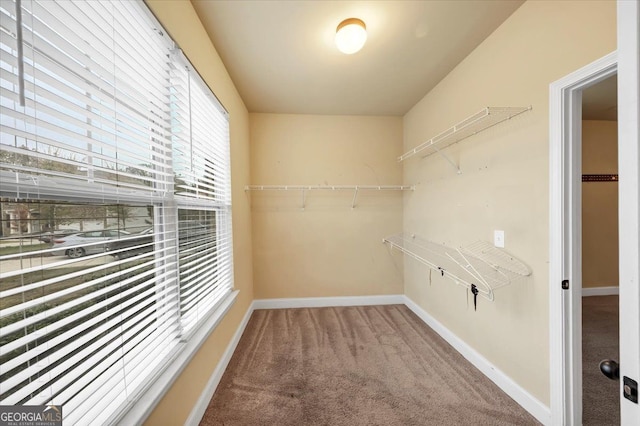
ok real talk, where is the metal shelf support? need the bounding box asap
[432,144,462,174]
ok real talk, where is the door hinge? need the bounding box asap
[561,279,569,290]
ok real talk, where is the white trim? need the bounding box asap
[113,290,239,426]
[179,294,549,424]
[184,299,255,426]
[403,296,550,425]
[252,294,405,310]
[582,286,620,297]
[617,1,640,422]
[549,51,618,426]
[405,296,551,424]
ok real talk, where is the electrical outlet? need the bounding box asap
[494,230,505,248]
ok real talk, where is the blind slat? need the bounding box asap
[1,280,180,394]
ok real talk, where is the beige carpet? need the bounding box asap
[200,305,539,425]
[583,295,619,425]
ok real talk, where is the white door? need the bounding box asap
[617,1,640,423]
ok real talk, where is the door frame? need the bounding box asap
[617,0,640,424]
[550,1,640,423]
[548,52,617,425]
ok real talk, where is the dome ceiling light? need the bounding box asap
[335,18,367,54]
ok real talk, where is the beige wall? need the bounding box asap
[250,114,404,299]
[144,1,253,425]
[402,0,616,405]
[582,120,618,288]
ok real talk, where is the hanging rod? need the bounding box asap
[398,106,532,164]
[245,185,414,191]
[245,185,414,209]
[582,174,618,182]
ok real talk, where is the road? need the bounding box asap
[0,253,115,275]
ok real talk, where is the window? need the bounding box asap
[0,1,233,424]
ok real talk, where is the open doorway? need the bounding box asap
[552,6,640,424]
[548,51,617,425]
[581,74,619,425]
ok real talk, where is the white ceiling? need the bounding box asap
[191,0,525,116]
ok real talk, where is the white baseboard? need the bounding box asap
[186,294,550,425]
[403,296,551,426]
[184,300,255,426]
[582,286,619,297]
[252,294,405,310]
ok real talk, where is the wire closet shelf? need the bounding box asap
[245,185,414,209]
[398,106,532,163]
[383,233,531,305]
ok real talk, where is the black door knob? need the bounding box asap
[599,359,620,380]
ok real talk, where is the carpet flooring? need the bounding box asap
[200,305,539,425]
[582,295,619,425]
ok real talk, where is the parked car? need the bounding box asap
[38,229,80,243]
[106,222,212,259]
[52,230,131,258]
[106,228,154,260]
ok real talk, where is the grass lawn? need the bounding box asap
[0,243,50,256]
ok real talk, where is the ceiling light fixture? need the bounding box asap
[335,18,367,54]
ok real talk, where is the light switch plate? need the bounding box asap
[494,230,505,248]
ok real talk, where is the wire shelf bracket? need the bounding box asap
[245,185,415,210]
[383,233,531,309]
[398,106,532,168]
[432,143,462,175]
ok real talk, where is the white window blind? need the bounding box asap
[0,0,172,202]
[170,59,233,333]
[0,1,234,424]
